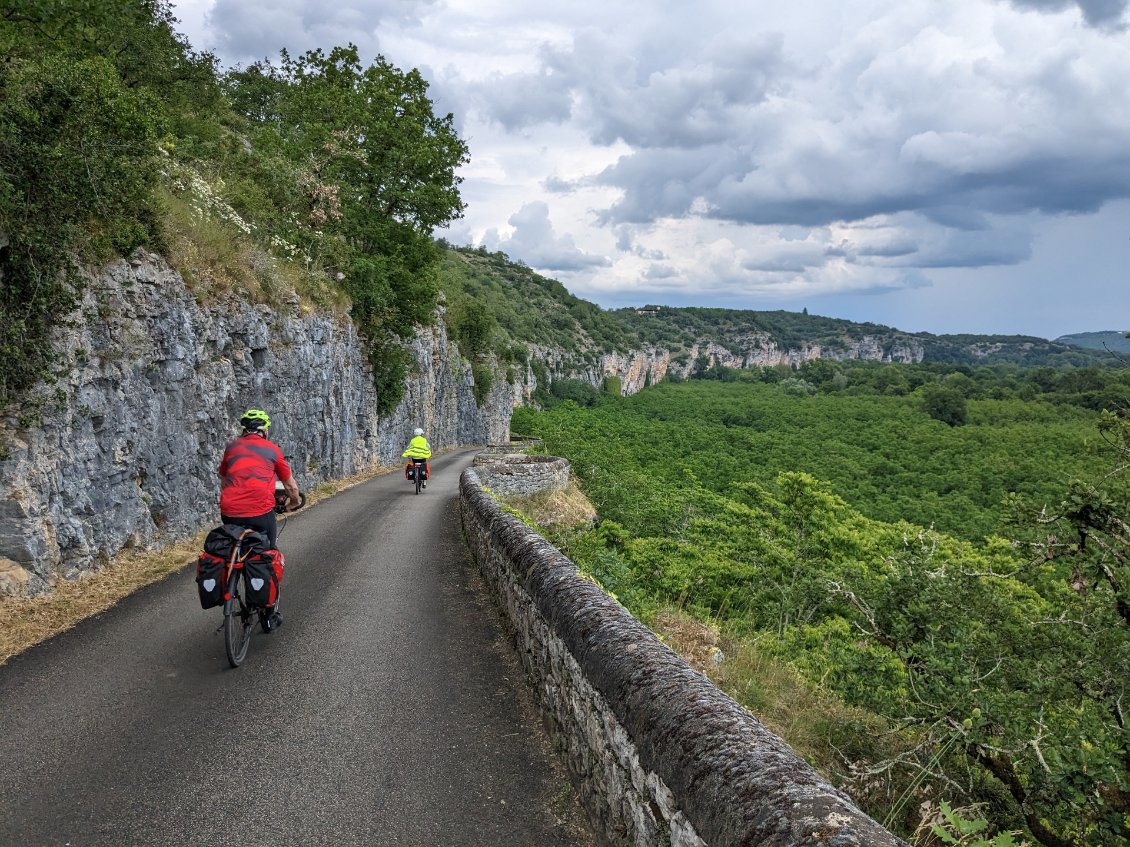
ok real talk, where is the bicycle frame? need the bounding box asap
[221,541,271,668]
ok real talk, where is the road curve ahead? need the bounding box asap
[0,449,595,847]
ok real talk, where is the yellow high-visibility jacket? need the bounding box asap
[402,435,432,459]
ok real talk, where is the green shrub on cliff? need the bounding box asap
[221,45,469,411]
[0,0,226,406]
[0,53,165,406]
[0,4,469,414]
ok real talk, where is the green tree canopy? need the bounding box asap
[225,45,470,410]
[921,383,968,426]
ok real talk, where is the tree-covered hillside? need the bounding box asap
[436,247,1109,372]
[438,246,630,356]
[1055,330,1130,353]
[615,305,918,353]
[613,307,1106,366]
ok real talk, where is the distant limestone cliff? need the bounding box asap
[1054,330,1130,353]
[438,247,1109,386]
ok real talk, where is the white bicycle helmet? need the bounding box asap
[413,427,424,436]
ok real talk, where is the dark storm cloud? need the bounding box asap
[853,271,933,295]
[920,207,992,231]
[854,240,919,259]
[543,175,578,193]
[571,34,787,149]
[468,29,786,150]
[740,256,813,273]
[591,147,752,224]
[910,228,1034,268]
[596,143,1130,232]
[1007,0,1128,26]
[466,63,574,132]
[643,264,680,281]
[613,228,666,260]
[206,0,436,65]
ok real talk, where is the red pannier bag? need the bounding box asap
[196,552,227,609]
[405,462,415,480]
[243,548,284,608]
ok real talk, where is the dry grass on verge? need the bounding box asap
[651,608,902,788]
[0,462,395,667]
[0,535,207,667]
[653,609,848,741]
[502,480,598,530]
[158,188,348,315]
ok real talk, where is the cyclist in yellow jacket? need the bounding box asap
[402,427,432,488]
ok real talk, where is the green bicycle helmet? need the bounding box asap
[240,408,271,432]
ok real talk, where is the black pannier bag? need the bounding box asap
[243,549,284,607]
[197,525,273,610]
[196,553,227,609]
[204,524,273,559]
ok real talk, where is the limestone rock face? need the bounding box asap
[0,251,511,594]
[596,333,924,396]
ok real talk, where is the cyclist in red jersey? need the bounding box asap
[218,409,301,549]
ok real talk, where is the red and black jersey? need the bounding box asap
[218,434,292,518]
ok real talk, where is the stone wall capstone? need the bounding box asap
[460,467,909,847]
[471,454,569,498]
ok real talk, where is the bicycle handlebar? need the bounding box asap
[274,490,306,515]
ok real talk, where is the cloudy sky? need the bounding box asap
[172,0,1128,339]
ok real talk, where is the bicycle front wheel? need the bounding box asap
[223,571,252,668]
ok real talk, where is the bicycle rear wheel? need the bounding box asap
[415,469,423,494]
[223,571,252,668]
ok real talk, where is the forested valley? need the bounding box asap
[512,362,1130,847]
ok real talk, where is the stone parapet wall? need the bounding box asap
[460,467,908,847]
[471,454,569,498]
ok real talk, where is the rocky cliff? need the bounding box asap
[0,251,512,595]
[515,334,924,399]
[597,333,924,394]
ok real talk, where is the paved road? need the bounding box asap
[0,449,595,847]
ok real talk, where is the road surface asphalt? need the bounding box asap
[0,449,597,847]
